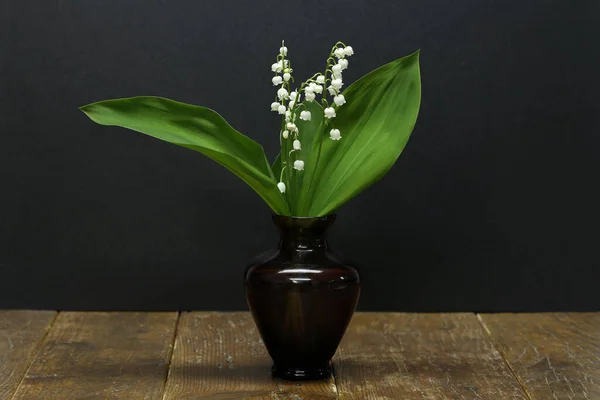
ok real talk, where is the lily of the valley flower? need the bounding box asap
[289,91,298,101]
[299,110,311,121]
[280,46,288,56]
[272,76,283,86]
[316,75,325,84]
[334,48,345,59]
[330,128,342,140]
[293,140,301,150]
[324,107,336,119]
[293,160,305,170]
[271,59,288,73]
[278,104,286,114]
[282,130,289,139]
[327,86,337,96]
[334,94,346,106]
[277,181,286,193]
[331,78,343,90]
[287,122,298,132]
[309,83,323,94]
[271,102,280,111]
[283,72,291,82]
[305,92,316,102]
[277,88,289,100]
[332,64,342,74]
[343,46,354,57]
[339,59,349,70]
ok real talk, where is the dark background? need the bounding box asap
[1,0,599,311]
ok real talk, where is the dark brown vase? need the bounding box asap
[245,214,360,381]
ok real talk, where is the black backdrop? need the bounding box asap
[1,0,599,311]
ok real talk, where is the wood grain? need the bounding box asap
[162,312,337,400]
[479,313,600,400]
[0,310,56,399]
[11,312,178,400]
[334,312,527,399]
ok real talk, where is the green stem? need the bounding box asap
[299,47,338,214]
[279,165,287,182]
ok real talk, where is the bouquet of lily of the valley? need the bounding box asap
[81,42,421,216]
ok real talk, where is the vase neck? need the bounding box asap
[273,214,335,251]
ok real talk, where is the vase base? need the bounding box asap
[272,364,331,381]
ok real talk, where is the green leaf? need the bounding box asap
[307,51,421,216]
[289,101,324,215]
[80,96,291,215]
[272,153,282,182]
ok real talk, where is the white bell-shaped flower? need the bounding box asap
[273,61,284,73]
[277,104,286,114]
[293,139,301,150]
[334,94,346,106]
[332,64,342,74]
[289,100,295,109]
[282,130,289,139]
[305,92,316,102]
[334,48,345,59]
[280,46,288,56]
[313,84,323,94]
[285,110,291,120]
[289,91,298,101]
[331,78,343,90]
[304,85,314,95]
[277,88,289,100]
[271,102,281,111]
[287,122,298,132]
[299,110,311,121]
[324,107,336,119]
[316,75,325,84]
[330,128,342,141]
[339,59,349,70]
[277,182,286,193]
[343,46,354,57]
[283,72,291,82]
[293,160,305,171]
[333,72,343,80]
[272,76,283,86]
[327,85,337,96]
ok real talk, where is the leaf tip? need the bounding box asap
[78,103,92,114]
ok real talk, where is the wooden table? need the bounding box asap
[0,311,598,399]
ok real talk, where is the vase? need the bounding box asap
[245,214,360,381]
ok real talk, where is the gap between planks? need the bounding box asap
[160,311,182,400]
[8,312,58,400]
[476,313,533,400]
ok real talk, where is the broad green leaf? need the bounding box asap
[307,51,421,216]
[272,153,282,180]
[80,96,291,215]
[288,101,324,215]
[270,101,323,215]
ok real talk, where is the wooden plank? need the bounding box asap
[0,310,56,399]
[11,312,178,400]
[162,312,337,400]
[479,312,600,400]
[334,312,527,399]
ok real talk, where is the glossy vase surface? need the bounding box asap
[245,214,360,381]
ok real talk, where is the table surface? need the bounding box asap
[0,311,598,399]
